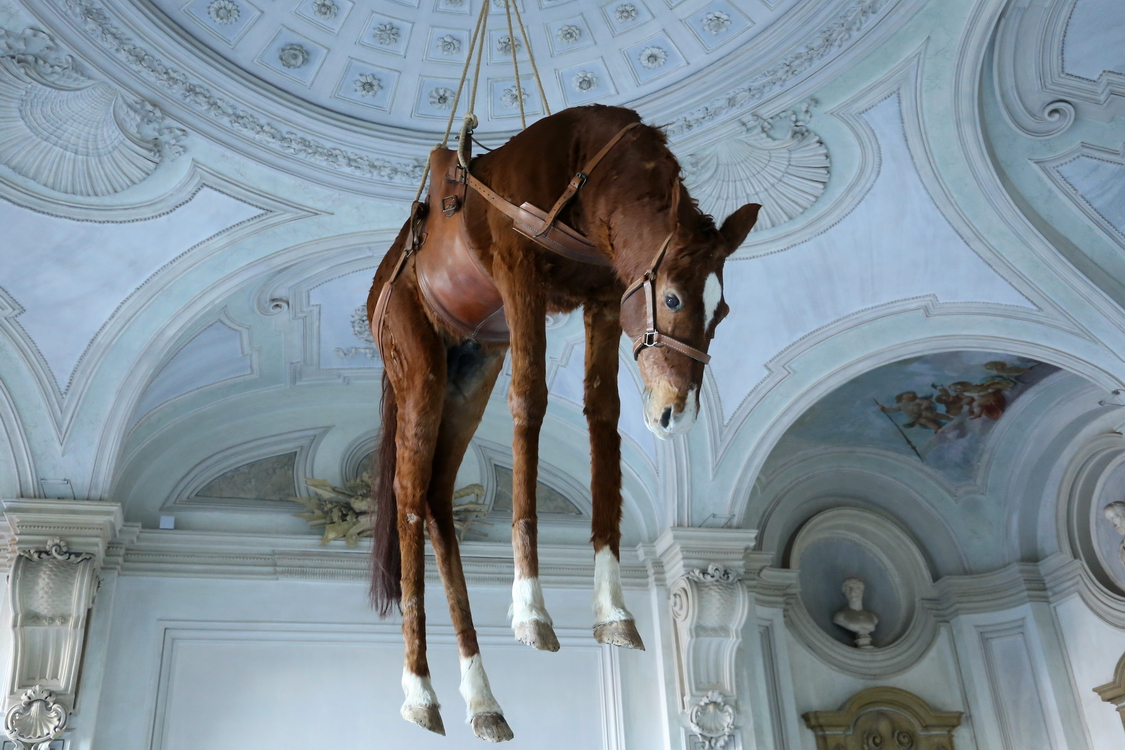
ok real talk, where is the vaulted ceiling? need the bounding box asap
[1,0,1123,571]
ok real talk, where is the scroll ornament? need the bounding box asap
[687,691,737,750]
[0,27,185,197]
[4,685,67,750]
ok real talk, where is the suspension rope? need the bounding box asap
[509,0,550,116]
[440,0,490,149]
[502,0,526,129]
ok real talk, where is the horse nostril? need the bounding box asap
[660,406,673,430]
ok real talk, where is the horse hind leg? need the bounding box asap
[426,341,514,742]
[383,287,450,735]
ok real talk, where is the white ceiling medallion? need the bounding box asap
[682,102,829,232]
[0,28,185,197]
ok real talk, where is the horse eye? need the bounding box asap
[664,292,681,311]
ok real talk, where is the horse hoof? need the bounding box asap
[594,620,645,650]
[402,704,446,735]
[471,712,515,742]
[514,620,560,652]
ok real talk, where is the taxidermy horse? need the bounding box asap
[366,104,760,742]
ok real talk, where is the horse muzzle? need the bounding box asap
[643,386,698,439]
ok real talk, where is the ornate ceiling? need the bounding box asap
[0,0,1124,572]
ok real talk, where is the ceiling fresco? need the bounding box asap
[774,351,1059,486]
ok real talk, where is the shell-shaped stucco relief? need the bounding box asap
[0,28,185,197]
[683,102,829,232]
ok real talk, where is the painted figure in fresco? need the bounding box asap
[961,377,1014,420]
[878,391,951,432]
[932,381,974,417]
[832,577,878,649]
[984,360,1032,379]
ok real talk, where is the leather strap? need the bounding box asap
[462,121,644,267]
[620,180,711,365]
[463,170,610,266]
[538,121,642,233]
[372,200,427,357]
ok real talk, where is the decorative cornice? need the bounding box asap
[58,0,424,186]
[663,0,887,138]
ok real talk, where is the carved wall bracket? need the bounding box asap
[2,500,122,743]
[656,528,756,750]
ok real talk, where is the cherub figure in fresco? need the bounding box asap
[877,391,951,432]
[961,377,1015,420]
[984,361,1031,379]
[932,381,975,418]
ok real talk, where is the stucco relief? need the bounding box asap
[682,102,829,233]
[0,27,185,196]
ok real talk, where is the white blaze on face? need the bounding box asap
[593,547,634,624]
[703,273,723,330]
[459,653,503,719]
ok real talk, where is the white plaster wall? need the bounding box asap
[776,621,973,750]
[1053,595,1125,748]
[86,574,661,750]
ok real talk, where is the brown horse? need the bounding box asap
[366,105,759,742]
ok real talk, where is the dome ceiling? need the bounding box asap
[145,0,796,132]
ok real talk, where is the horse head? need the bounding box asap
[618,189,760,439]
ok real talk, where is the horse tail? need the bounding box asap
[370,371,402,617]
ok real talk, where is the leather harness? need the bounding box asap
[371,121,711,365]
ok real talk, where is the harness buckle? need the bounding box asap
[642,330,657,348]
[571,172,588,189]
[442,196,460,217]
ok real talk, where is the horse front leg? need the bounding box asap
[585,301,645,649]
[384,292,449,734]
[493,253,559,652]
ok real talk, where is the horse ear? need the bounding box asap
[719,203,761,255]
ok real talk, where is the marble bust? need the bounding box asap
[1103,501,1125,571]
[832,577,878,649]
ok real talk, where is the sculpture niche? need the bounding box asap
[367,105,760,742]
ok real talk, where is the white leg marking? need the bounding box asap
[459,653,504,720]
[510,576,553,627]
[593,547,634,624]
[402,668,440,709]
[702,273,722,330]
